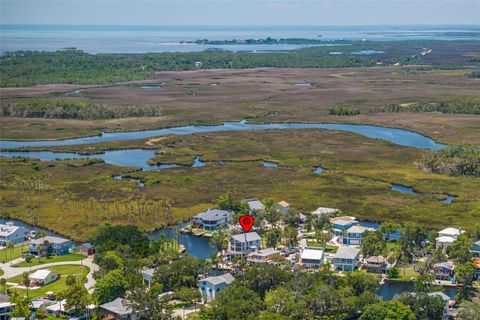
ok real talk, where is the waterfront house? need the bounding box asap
[427,292,454,318]
[242,198,265,212]
[470,240,480,257]
[247,248,281,263]
[330,216,358,235]
[333,246,360,272]
[0,302,14,320]
[198,273,234,302]
[29,236,72,256]
[276,201,290,213]
[312,207,339,217]
[99,298,136,320]
[77,242,95,256]
[344,225,369,245]
[141,268,155,288]
[0,223,27,246]
[300,247,324,269]
[432,262,455,281]
[28,269,58,286]
[365,256,388,274]
[227,232,261,257]
[436,227,465,253]
[192,209,233,231]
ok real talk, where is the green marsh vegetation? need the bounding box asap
[1,129,479,240]
[369,96,480,115]
[420,145,480,177]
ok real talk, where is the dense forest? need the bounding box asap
[0,98,163,119]
[328,105,360,115]
[420,145,480,177]
[369,97,480,115]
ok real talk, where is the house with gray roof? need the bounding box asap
[242,198,265,212]
[29,236,72,256]
[247,248,281,263]
[333,246,360,272]
[0,223,27,246]
[99,298,136,320]
[228,232,262,257]
[198,273,234,302]
[344,225,369,245]
[193,209,233,230]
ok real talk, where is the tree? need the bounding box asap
[305,284,344,318]
[362,230,387,257]
[380,222,400,241]
[63,277,90,316]
[242,264,291,298]
[209,231,228,252]
[174,287,201,309]
[387,267,400,279]
[395,292,444,320]
[314,228,331,248]
[9,293,31,318]
[93,269,129,304]
[283,209,301,226]
[22,272,30,298]
[265,228,282,248]
[448,235,473,264]
[458,299,480,320]
[283,225,298,247]
[359,301,416,320]
[153,256,202,291]
[399,224,428,262]
[413,273,435,293]
[202,285,264,320]
[264,286,303,319]
[346,272,380,296]
[455,261,476,301]
[128,283,173,320]
[7,242,14,265]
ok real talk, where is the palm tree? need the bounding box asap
[7,242,14,266]
[0,278,6,294]
[22,272,30,298]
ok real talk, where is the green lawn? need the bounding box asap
[8,264,90,299]
[306,241,339,253]
[395,266,419,281]
[386,241,399,252]
[12,253,85,267]
[0,269,4,277]
[0,244,29,262]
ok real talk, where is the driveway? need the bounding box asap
[0,256,99,293]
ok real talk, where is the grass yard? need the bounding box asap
[306,241,339,253]
[0,244,29,262]
[395,266,420,281]
[0,269,3,276]
[12,253,85,267]
[8,264,89,299]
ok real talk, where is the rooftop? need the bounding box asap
[141,268,155,277]
[29,269,54,280]
[438,227,465,237]
[202,273,234,286]
[301,247,325,261]
[312,207,339,215]
[230,232,261,243]
[248,248,280,257]
[428,291,451,302]
[334,246,360,259]
[433,261,455,269]
[243,198,265,211]
[194,209,232,221]
[332,219,357,227]
[347,225,368,234]
[365,256,386,264]
[277,200,290,207]
[435,236,456,243]
[0,224,23,237]
[100,298,132,316]
[30,236,71,245]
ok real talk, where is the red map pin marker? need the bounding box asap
[239,215,254,232]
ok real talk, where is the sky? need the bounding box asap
[1,0,479,26]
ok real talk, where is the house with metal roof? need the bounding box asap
[436,227,465,254]
[344,225,369,245]
[0,223,27,246]
[365,256,388,274]
[311,207,339,217]
[28,269,58,286]
[300,247,325,269]
[242,198,265,212]
[228,232,262,257]
[193,209,233,230]
[99,298,136,320]
[247,248,281,263]
[276,201,290,213]
[29,236,72,256]
[333,246,360,272]
[198,273,234,302]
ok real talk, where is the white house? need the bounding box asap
[311,207,339,217]
[192,209,232,231]
[333,247,360,272]
[435,227,465,253]
[0,223,27,246]
[228,232,261,257]
[100,298,136,320]
[198,273,234,302]
[242,198,265,212]
[247,248,281,263]
[344,225,369,245]
[28,269,58,286]
[300,247,325,269]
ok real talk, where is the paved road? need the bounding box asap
[0,257,99,293]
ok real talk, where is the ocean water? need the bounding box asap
[1,24,479,54]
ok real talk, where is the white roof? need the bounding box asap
[248,248,280,257]
[347,225,368,233]
[194,209,232,221]
[202,273,234,286]
[332,219,356,227]
[100,298,132,315]
[312,207,339,215]
[436,236,456,243]
[29,269,54,280]
[301,248,324,261]
[0,224,23,237]
[243,198,265,211]
[334,246,360,259]
[230,232,261,243]
[438,227,465,237]
[428,291,451,302]
[141,268,155,277]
